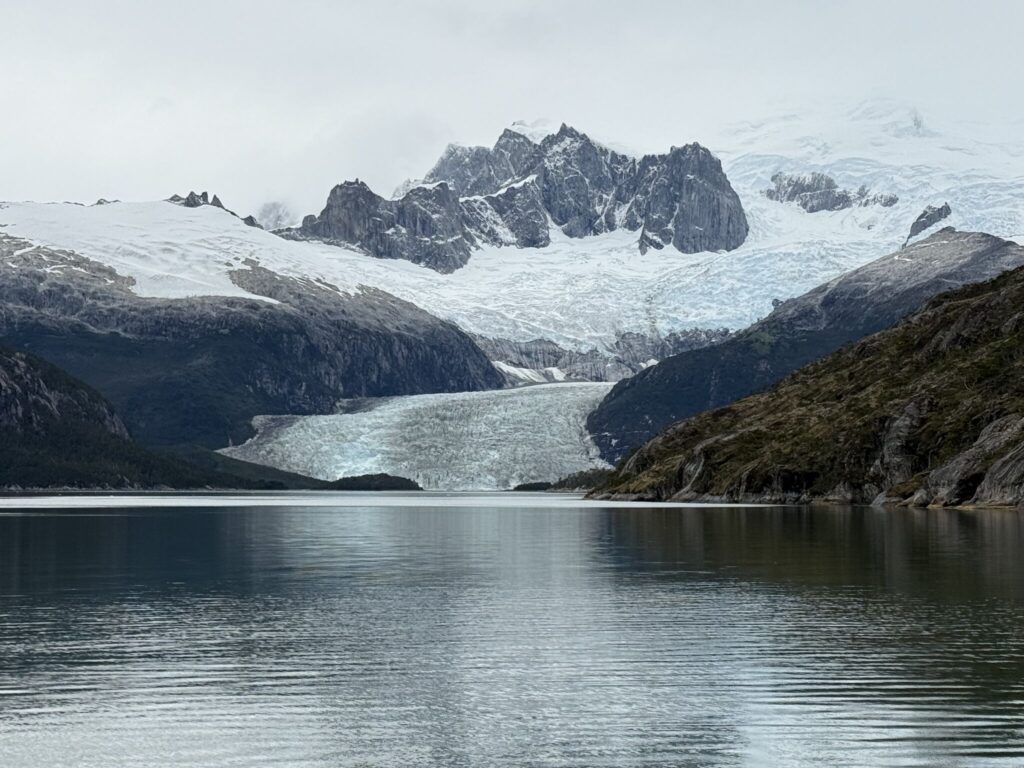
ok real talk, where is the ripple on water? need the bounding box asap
[0,500,1023,767]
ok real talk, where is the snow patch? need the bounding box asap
[507,119,561,144]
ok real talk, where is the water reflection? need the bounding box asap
[1,501,1022,767]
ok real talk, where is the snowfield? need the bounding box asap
[2,101,1022,353]
[220,383,613,490]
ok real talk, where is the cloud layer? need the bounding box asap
[2,0,1021,217]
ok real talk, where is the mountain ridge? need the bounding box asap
[588,228,1024,461]
[288,123,749,271]
[592,262,1024,507]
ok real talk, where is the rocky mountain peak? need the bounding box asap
[296,123,749,271]
[166,190,262,228]
[905,202,952,246]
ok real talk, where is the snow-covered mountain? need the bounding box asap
[287,123,748,272]
[1,99,1023,486]
[4,102,1020,364]
[221,383,612,490]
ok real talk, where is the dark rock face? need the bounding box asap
[424,129,541,197]
[535,125,636,237]
[0,346,245,489]
[0,234,503,448]
[0,346,126,439]
[168,190,220,209]
[477,328,731,383]
[168,191,264,228]
[295,124,748,271]
[588,229,1024,462]
[629,145,750,253]
[291,180,474,272]
[906,202,951,244]
[593,261,1024,506]
[461,175,550,248]
[765,172,898,212]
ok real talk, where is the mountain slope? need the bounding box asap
[594,265,1024,506]
[588,229,1024,460]
[0,347,236,488]
[0,232,502,448]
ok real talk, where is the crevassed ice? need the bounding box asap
[220,383,614,490]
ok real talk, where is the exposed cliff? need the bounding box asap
[593,262,1024,507]
[588,229,1024,461]
[478,328,731,384]
[292,180,474,273]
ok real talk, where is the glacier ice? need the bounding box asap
[219,383,614,490]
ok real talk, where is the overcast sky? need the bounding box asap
[3,0,1022,218]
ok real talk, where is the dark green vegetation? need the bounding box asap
[549,468,613,491]
[588,230,1024,462]
[512,481,553,491]
[595,263,1024,506]
[0,346,426,491]
[512,469,613,492]
[165,446,337,489]
[0,346,264,489]
[326,474,422,491]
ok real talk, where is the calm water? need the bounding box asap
[1,494,1023,767]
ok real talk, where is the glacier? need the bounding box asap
[219,383,613,490]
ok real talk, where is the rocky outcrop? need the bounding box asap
[295,123,748,271]
[0,346,127,439]
[764,172,898,212]
[291,180,474,272]
[461,175,550,248]
[629,144,750,253]
[532,125,636,237]
[168,190,224,209]
[588,229,1024,462]
[424,129,539,197]
[592,261,1024,506]
[0,234,503,447]
[905,202,951,245]
[478,328,731,384]
[168,191,262,228]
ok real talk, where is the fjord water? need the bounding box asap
[1,496,1023,767]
